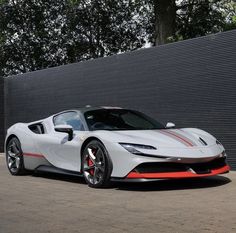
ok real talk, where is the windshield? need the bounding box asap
[84,109,165,131]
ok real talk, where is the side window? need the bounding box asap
[54,112,84,131]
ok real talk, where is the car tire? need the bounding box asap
[82,140,113,188]
[6,137,27,175]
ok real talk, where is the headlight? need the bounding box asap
[119,143,156,155]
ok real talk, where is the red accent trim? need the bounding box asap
[163,130,194,147]
[23,153,45,158]
[88,158,94,175]
[126,165,230,179]
[88,159,94,166]
[175,129,197,146]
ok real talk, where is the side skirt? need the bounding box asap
[35,165,83,177]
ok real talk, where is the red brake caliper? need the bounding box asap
[87,149,96,175]
[88,159,94,175]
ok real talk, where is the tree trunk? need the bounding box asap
[153,0,176,46]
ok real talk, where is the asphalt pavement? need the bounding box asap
[0,153,235,233]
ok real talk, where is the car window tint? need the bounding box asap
[54,112,84,131]
[121,112,154,129]
[84,109,165,130]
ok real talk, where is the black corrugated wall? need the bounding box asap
[0,77,4,152]
[3,30,236,169]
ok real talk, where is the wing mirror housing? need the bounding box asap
[166,122,176,129]
[54,125,73,141]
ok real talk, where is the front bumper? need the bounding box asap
[125,157,230,180]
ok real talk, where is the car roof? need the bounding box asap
[56,106,123,115]
[79,106,123,113]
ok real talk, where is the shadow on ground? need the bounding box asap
[32,172,231,192]
[115,176,231,192]
[32,171,87,184]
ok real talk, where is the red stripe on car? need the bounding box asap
[23,153,45,158]
[164,130,194,147]
[173,129,197,146]
[160,130,193,147]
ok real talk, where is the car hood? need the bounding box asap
[91,128,223,159]
[98,128,216,148]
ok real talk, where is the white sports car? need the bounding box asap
[5,107,229,188]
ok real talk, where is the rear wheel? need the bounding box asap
[82,140,112,188]
[6,137,26,175]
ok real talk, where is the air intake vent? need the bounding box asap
[199,137,208,146]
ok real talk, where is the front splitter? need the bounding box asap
[125,165,230,180]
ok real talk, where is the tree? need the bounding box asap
[0,0,235,76]
[0,0,70,76]
[222,0,236,30]
[176,0,226,40]
[151,0,236,44]
[65,0,150,62]
[153,0,176,45]
[0,0,149,76]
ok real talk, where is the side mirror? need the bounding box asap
[54,125,73,141]
[166,122,176,129]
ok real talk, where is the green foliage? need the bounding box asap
[175,0,226,40]
[0,0,70,76]
[0,0,235,76]
[222,0,236,30]
[65,0,150,61]
[0,0,149,76]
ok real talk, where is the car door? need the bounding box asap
[37,111,85,172]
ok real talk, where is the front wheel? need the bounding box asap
[82,140,112,188]
[6,137,27,175]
